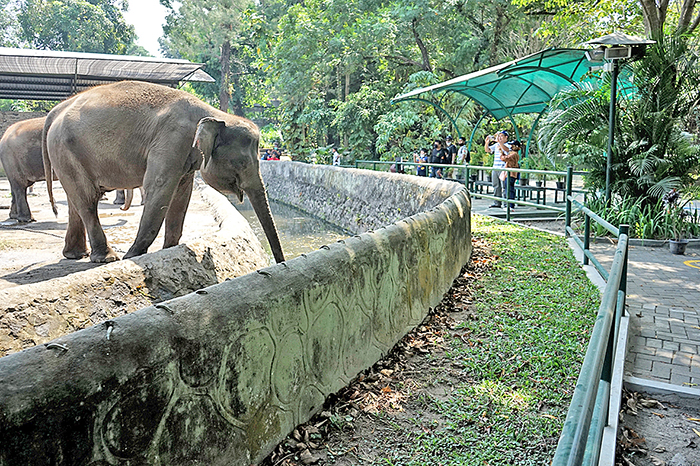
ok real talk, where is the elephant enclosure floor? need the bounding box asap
[0,177,220,291]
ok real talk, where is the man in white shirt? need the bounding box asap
[484,130,510,208]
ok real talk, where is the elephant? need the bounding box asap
[0,117,56,223]
[42,80,285,264]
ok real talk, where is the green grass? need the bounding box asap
[381,215,601,465]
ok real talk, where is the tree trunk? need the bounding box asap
[219,39,231,113]
[639,0,668,40]
[411,18,432,72]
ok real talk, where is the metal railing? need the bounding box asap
[553,199,629,466]
[354,160,581,222]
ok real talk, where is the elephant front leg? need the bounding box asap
[123,175,181,259]
[62,199,89,259]
[163,173,194,249]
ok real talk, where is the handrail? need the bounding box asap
[554,197,630,465]
[354,161,582,221]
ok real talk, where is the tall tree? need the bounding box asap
[160,0,253,115]
[16,0,136,53]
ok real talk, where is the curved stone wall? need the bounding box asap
[0,165,472,465]
[261,161,464,233]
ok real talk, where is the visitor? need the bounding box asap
[484,130,510,207]
[444,135,458,179]
[332,147,341,166]
[430,139,447,178]
[455,136,469,182]
[500,140,521,209]
[416,148,428,177]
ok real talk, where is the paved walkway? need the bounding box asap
[589,242,700,387]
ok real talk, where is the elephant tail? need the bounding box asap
[42,111,57,217]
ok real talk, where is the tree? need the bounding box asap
[538,36,700,202]
[160,0,255,115]
[16,0,136,54]
[268,0,544,158]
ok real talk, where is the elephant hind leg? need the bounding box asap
[61,173,119,263]
[8,180,34,223]
[63,197,89,259]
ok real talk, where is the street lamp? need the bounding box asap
[584,32,656,203]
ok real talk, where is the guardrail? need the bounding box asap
[354,160,579,222]
[553,198,630,466]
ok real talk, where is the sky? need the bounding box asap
[122,1,171,57]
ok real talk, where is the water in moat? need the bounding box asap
[229,196,350,260]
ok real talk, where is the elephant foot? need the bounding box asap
[63,248,90,260]
[9,215,35,224]
[90,248,120,263]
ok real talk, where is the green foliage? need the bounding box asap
[259,124,283,149]
[17,0,136,54]
[539,36,700,204]
[581,192,700,240]
[266,0,547,158]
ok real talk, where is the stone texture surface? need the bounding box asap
[0,165,472,466]
[261,161,465,233]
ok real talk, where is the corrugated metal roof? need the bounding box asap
[0,47,215,100]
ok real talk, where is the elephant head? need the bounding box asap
[193,117,285,263]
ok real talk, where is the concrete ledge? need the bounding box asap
[0,181,270,358]
[0,168,471,465]
[624,375,700,402]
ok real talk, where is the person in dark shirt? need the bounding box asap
[430,139,447,178]
[444,135,458,179]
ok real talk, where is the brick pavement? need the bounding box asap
[589,242,700,387]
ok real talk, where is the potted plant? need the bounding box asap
[664,189,691,255]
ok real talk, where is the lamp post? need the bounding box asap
[584,32,656,204]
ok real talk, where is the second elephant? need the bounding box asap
[0,117,55,223]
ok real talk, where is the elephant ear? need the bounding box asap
[193,117,226,167]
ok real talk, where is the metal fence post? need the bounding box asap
[565,166,573,233]
[583,216,591,266]
[619,224,629,316]
[505,173,511,221]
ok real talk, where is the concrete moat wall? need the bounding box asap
[0,165,472,465]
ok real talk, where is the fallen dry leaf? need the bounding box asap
[693,428,700,438]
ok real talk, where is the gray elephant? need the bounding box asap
[43,80,285,264]
[0,117,56,223]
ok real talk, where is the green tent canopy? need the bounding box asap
[391,47,600,154]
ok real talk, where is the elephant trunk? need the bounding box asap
[246,185,285,263]
[120,189,134,211]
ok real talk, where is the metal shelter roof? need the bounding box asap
[0,47,215,101]
[391,47,597,122]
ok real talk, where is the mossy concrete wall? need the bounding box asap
[0,165,472,465]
